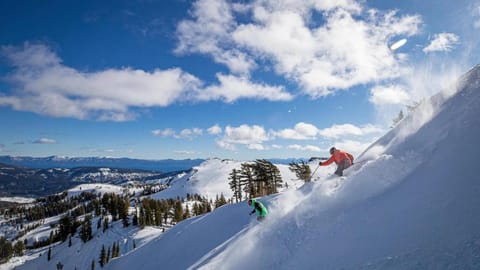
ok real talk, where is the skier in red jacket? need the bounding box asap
[319,147,354,176]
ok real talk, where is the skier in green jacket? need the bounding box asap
[248,198,268,221]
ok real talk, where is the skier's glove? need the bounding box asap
[319,162,323,166]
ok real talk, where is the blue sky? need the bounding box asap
[0,0,479,160]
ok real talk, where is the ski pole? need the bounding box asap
[310,164,320,181]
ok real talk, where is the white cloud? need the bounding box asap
[207,124,223,135]
[175,0,255,74]
[369,85,410,105]
[1,43,201,121]
[33,138,57,144]
[287,144,322,152]
[423,33,459,53]
[178,128,203,139]
[195,73,293,102]
[271,144,283,149]
[217,124,269,150]
[319,124,384,139]
[152,128,176,137]
[247,144,265,150]
[1,43,290,121]
[216,140,236,151]
[152,128,203,139]
[274,122,319,140]
[177,0,422,97]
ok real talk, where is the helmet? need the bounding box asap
[247,199,252,205]
[329,147,336,155]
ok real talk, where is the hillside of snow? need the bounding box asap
[150,158,303,200]
[103,66,480,270]
[67,183,125,198]
[9,217,163,270]
[0,159,306,270]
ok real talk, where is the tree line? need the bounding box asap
[228,160,316,202]
[228,159,283,202]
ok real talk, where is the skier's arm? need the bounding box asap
[320,155,335,166]
[250,208,255,215]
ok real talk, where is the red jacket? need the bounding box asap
[321,149,354,166]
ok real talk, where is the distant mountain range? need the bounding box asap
[0,156,205,172]
[0,162,171,197]
[0,156,314,198]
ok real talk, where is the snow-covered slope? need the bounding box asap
[150,158,302,200]
[11,217,163,270]
[105,65,480,270]
[67,183,125,198]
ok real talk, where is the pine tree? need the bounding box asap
[103,217,109,232]
[91,259,95,270]
[289,161,312,182]
[192,202,199,216]
[254,160,267,196]
[68,236,72,247]
[120,196,130,227]
[0,237,13,262]
[173,200,184,223]
[253,159,282,195]
[107,247,110,263]
[183,204,190,220]
[239,163,256,198]
[132,210,138,226]
[112,242,120,258]
[215,193,227,208]
[58,215,72,241]
[81,215,93,243]
[270,163,283,193]
[13,241,25,256]
[139,208,145,229]
[99,245,106,267]
[228,168,242,202]
[47,246,52,261]
[111,243,116,258]
[49,230,54,244]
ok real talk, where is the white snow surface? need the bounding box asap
[104,66,480,269]
[150,159,301,200]
[0,197,36,204]
[67,183,125,198]
[4,66,480,269]
[9,217,162,270]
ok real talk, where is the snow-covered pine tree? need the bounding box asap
[289,161,312,182]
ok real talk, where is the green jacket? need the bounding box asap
[250,199,268,217]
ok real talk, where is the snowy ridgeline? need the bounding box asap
[4,66,480,269]
[103,65,480,269]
